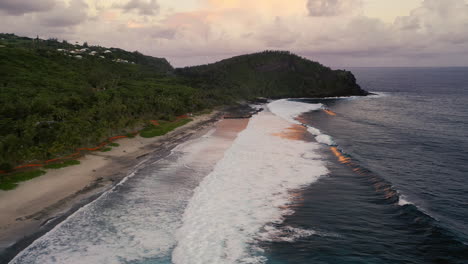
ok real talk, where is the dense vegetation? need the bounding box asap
[0,34,366,170]
[176,51,368,98]
[0,34,210,169]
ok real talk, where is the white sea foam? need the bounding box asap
[292,91,388,100]
[268,99,336,146]
[315,134,336,146]
[257,225,341,243]
[10,127,234,264]
[307,126,321,136]
[257,225,316,242]
[267,99,322,124]
[172,112,328,264]
[398,195,413,206]
[367,92,389,98]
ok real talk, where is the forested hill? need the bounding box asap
[0,33,173,73]
[175,51,368,98]
[0,34,205,168]
[0,34,367,169]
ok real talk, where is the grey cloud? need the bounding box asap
[258,17,299,48]
[307,0,361,16]
[118,0,160,16]
[394,16,420,31]
[393,0,468,43]
[306,17,399,57]
[39,0,89,27]
[150,28,176,39]
[124,25,177,39]
[0,0,56,15]
[302,0,468,62]
[2,0,467,68]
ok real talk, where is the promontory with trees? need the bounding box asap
[0,33,368,172]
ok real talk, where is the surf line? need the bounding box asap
[329,146,401,203]
[297,110,398,204]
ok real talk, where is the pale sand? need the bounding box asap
[0,111,250,254]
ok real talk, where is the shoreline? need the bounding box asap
[0,110,225,262]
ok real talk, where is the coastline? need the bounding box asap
[0,110,225,262]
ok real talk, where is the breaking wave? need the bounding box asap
[268,99,336,146]
[172,110,328,264]
[257,225,341,243]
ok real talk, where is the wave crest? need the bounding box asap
[172,112,328,264]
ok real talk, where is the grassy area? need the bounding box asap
[108,143,120,147]
[0,170,46,190]
[140,118,192,138]
[101,147,112,152]
[126,133,136,138]
[43,160,80,169]
[194,109,212,116]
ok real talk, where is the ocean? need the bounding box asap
[8,67,468,264]
[264,67,468,264]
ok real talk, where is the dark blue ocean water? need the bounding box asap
[7,68,468,264]
[264,67,468,264]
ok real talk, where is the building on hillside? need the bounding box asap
[113,58,129,63]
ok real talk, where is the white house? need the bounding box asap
[74,55,83,59]
[113,58,129,63]
[104,50,112,53]
[89,51,97,55]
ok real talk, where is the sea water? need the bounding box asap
[263,67,468,264]
[9,67,468,263]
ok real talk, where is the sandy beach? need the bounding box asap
[0,110,250,261]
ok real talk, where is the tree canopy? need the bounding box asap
[0,34,367,168]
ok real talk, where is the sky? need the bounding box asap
[1,0,468,67]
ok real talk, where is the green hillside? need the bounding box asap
[0,34,208,168]
[0,34,367,169]
[175,51,368,98]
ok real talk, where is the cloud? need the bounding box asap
[257,17,300,48]
[122,23,177,39]
[0,0,56,15]
[39,0,89,27]
[307,0,362,16]
[118,0,160,16]
[391,0,468,50]
[150,27,177,39]
[1,0,468,67]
